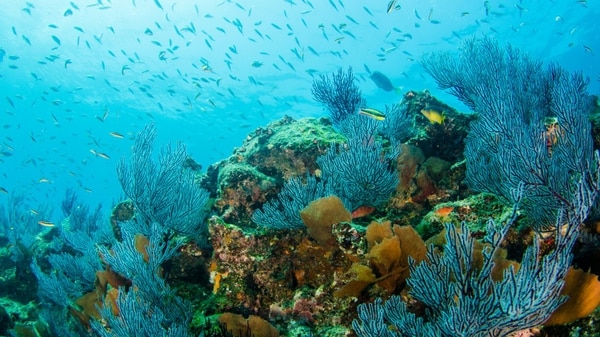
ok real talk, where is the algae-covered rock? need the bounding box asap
[402,90,476,163]
[388,144,464,216]
[416,192,513,240]
[206,216,355,333]
[421,156,451,182]
[202,116,345,227]
[240,116,345,182]
[213,162,277,226]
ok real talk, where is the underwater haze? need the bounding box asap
[0,0,598,221]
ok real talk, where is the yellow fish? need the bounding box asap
[359,108,386,121]
[420,106,445,124]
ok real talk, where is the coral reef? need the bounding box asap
[334,221,427,298]
[402,90,476,163]
[194,83,600,336]
[214,162,277,228]
[202,116,345,227]
[207,215,355,335]
[415,192,514,240]
[424,37,599,231]
[6,81,600,337]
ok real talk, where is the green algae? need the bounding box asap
[217,162,276,193]
[263,117,346,152]
[416,192,514,240]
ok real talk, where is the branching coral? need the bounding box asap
[422,37,600,231]
[311,67,365,127]
[353,194,579,336]
[117,123,211,239]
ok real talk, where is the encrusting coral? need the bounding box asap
[544,267,600,325]
[334,220,427,297]
[218,312,280,337]
[300,196,352,248]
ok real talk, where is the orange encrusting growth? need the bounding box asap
[544,267,600,326]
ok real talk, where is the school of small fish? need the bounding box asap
[0,0,596,223]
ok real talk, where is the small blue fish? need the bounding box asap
[51,35,61,45]
[387,0,398,13]
[328,0,338,11]
[345,15,359,25]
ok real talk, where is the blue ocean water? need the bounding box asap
[0,0,598,223]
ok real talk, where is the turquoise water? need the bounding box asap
[0,0,598,223]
